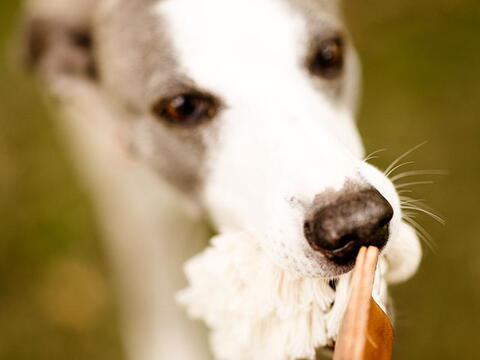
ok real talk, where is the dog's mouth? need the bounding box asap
[316,226,390,267]
[321,240,363,267]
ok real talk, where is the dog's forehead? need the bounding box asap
[154,0,341,95]
[96,0,343,107]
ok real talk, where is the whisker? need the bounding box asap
[407,199,445,221]
[401,205,445,225]
[384,143,443,253]
[385,161,415,177]
[395,181,434,189]
[402,209,420,218]
[400,199,425,205]
[403,216,437,252]
[364,148,387,163]
[399,194,422,201]
[384,141,427,175]
[391,170,447,183]
[402,211,418,219]
[397,189,413,195]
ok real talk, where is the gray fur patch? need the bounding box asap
[95,0,217,197]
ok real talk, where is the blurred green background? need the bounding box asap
[0,0,479,359]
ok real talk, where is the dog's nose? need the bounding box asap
[304,188,394,265]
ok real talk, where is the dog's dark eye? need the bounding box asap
[309,37,344,79]
[151,93,218,126]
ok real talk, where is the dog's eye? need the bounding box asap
[151,93,218,126]
[309,37,344,79]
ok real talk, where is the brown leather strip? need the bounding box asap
[363,299,394,360]
[333,247,393,360]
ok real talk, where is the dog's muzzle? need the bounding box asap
[304,187,393,266]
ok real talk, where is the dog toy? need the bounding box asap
[177,233,392,360]
[334,246,393,360]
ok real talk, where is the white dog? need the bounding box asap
[23,0,422,359]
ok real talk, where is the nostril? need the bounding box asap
[338,233,358,249]
[304,187,393,265]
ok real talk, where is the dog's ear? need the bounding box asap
[22,11,97,83]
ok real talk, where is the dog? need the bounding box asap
[23,0,422,359]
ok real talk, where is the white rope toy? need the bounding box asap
[177,232,391,360]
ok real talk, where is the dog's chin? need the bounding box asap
[267,246,358,279]
[317,259,356,278]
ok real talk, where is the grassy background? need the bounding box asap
[0,0,479,359]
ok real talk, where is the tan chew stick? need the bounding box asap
[333,247,394,360]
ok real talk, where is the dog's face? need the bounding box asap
[27,0,420,278]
